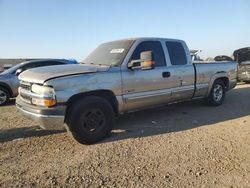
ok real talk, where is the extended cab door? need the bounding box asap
[121,40,173,111]
[164,41,195,101]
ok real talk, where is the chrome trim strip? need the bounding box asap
[196,83,209,89]
[126,85,195,101]
[126,91,171,101]
[171,86,194,93]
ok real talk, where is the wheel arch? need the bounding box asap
[0,82,13,97]
[218,77,229,90]
[207,75,229,96]
[65,90,119,121]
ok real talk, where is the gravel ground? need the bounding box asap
[0,84,249,187]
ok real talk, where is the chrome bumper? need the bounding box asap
[16,105,65,130]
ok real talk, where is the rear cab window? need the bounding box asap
[165,41,187,65]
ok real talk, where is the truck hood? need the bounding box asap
[18,64,110,84]
[233,47,250,64]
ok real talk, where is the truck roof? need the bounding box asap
[106,37,185,43]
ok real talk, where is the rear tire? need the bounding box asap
[206,79,225,106]
[0,86,10,106]
[66,96,114,144]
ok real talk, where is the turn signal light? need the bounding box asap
[44,99,57,107]
[32,98,57,107]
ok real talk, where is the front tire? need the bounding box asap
[0,86,10,106]
[206,79,226,106]
[66,96,115,144]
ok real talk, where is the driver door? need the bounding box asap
[121,41,174,111]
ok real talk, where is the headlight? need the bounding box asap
[31,84,56,107]
[31,84,55,97]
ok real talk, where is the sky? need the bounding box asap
[0,0,249,60]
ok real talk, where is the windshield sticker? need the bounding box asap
[110,48,125,53]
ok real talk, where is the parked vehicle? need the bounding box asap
[0,59,77,105]
[214,55,233,62]
[233,47,250,83]
[16,38,237,144]
[3,64,13,70]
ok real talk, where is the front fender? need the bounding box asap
[44,69,122,104]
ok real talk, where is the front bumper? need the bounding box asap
[16,96,66,130]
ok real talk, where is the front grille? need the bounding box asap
[20,93,32,104]
[19,81,32,104]
[20,82,31,91]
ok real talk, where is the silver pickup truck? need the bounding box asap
[16,38,237,144]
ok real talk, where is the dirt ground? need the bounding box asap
[0,84,249,187]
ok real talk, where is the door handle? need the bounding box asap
[162,71,171,78]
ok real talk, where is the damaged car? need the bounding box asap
[214,55,233,62]
[233,47,250,83]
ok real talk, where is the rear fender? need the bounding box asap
[207,73,229,96]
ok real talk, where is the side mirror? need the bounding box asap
[140,51,154,70]
[128,51,154,70]
[15,69,23,76]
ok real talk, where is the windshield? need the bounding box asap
[83,40,134,66]
[1,63,23,74]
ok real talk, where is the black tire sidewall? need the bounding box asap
[0,86,10,106]
[66,96,114,144]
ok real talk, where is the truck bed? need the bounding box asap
[193,61,237,98]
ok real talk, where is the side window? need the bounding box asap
[131,41,166,67]
[22,62,39,70]
[32,62,46,68]
[23,61,64,70]
[32,61,58,68]
[54,61,65,65]
[39,61,64,67]
[165,41,187,65]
